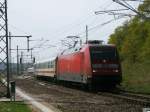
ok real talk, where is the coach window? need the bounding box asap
[45,63,47,68]
[48,62,50,68]
[46,62,48,68]
[50,62,52,68]
[42,63,44,69]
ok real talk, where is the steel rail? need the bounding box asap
[98,91,150,106]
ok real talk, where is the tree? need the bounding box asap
[108,0,150,63]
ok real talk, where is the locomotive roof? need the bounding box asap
[60,43,116,56]
[60,46,82,55]
[88,44,116,47]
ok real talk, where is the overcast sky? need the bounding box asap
[8,0,139,62]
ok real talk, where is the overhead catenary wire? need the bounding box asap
[10,0,130,61]
[77,16,126,37]
[113,0,150,19]
[9,0,114,47]
[38,1,115,45]
[33,1,114,43]
[8,24,30,35]
[120,0,150,2]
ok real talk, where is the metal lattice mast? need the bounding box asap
[0,0,10,97]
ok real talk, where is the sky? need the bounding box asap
[7,0,140,62]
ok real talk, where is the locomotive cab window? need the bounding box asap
[90,47,119,61]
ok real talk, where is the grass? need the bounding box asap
[121,61,150,94]
[0,101,32,112]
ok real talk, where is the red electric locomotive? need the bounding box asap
[56,40,122,88]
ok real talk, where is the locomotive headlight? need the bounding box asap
[114,70,119,72]
[93,70,96,73]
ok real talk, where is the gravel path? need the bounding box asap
[16,77,148,112]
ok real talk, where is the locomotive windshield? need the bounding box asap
[90,46,119,61]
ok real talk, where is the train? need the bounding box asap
[34,40,122,89]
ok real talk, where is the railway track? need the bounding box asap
[16,77,149,112]
[28,76,150,106]
[98,90,150,106]
[34,77,150,107]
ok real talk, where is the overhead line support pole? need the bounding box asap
[27,36,30,52]
[20,52,23,74]
[9,32,12,79]
[5,0,10,98]
[17,46,19,76]
[86,25,88,44]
